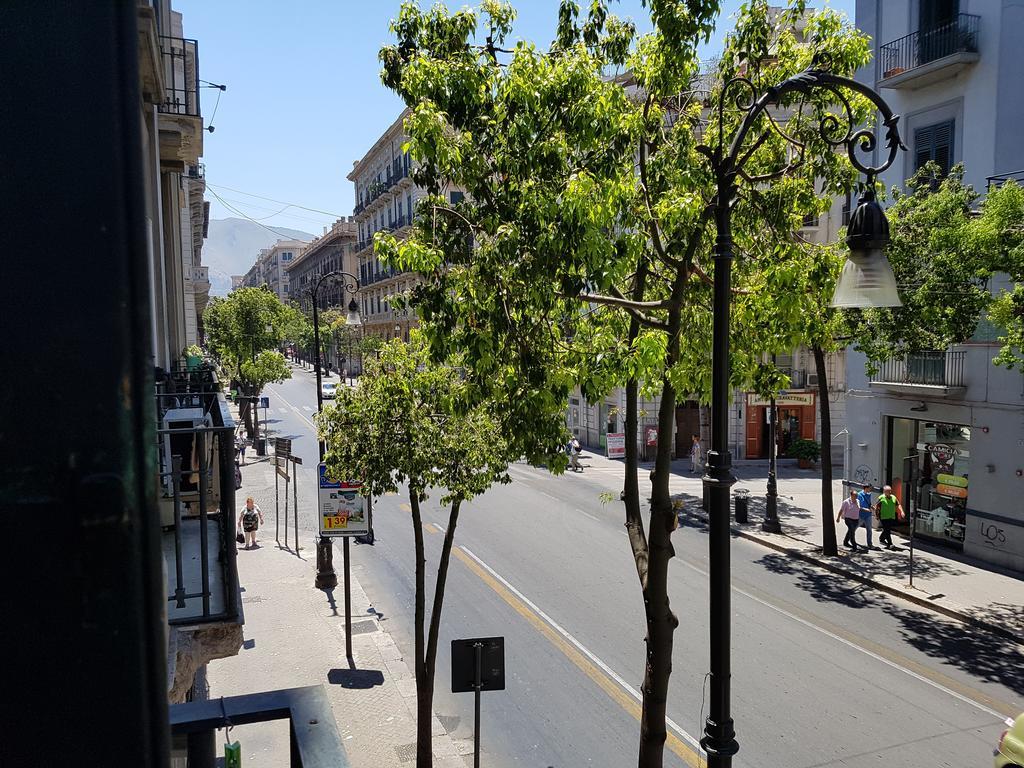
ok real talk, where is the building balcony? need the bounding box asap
[987,170,1024,190]
[156,367,239,627]
[869,350,966,397]
[158,36,203,170]
[878,14,980,90]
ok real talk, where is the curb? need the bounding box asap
[687,508,1019,644]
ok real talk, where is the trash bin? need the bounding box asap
[255,438,267,457]
[734,489,749,524]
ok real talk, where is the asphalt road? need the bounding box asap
[259,365,1023,768]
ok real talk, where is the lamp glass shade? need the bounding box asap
[345,300,362,327]
[830,248,902,308]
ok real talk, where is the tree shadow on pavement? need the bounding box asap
[842,548,969,582]
[755,553,1024,698]
[738,494,817,539]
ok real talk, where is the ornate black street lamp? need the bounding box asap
[700,69,903,767]
[307,270,361,590]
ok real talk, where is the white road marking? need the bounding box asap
[675,558,1007,720]
[538,490,558,502]
[278,407,287,413]
[459,546,704,754]
[302,405,313,412]
[577,508,601,522]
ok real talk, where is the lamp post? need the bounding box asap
[762,355,782,533]
[308,270,362,591]
[700,70,903,767]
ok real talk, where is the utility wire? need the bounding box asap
[208,186,319,241]
[206,182,343,218]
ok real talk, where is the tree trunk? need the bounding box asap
[409,489,432,768]
[813,345,838,556]
[638,369,681,768]
[624,380,650,585]
[237,382,255,438]
[624,259,651,585]
[421,500,462,760]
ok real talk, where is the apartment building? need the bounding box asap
[240,238,308,301]
[349,109,425,340]
[846,0,1024,571]
[284,218,359,368]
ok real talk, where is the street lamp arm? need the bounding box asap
[309,269,360,299]
[711,69,906,186]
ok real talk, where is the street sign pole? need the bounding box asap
[452,636,505,768]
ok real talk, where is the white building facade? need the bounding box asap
[847,0,1024,572]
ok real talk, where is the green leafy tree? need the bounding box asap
[849,164,994,365]
[318,337,510,768]
[204,287,293,436]
[378,1,871,763]
[973,180,1024,369]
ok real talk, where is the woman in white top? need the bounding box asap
[836,487,862,552]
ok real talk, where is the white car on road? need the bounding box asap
[321,381,338,400]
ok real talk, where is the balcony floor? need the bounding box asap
[163,516,227,624]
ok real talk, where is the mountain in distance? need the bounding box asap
[203,218,315,296]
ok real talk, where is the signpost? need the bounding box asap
[318,462,371,660]
[274,439,301,554]
[452,636,505,768]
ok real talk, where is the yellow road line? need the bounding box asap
[423,522,440,535]
[399,502,411,513]
[451,546,701,767]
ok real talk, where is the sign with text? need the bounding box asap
[747,392,815,408]
[317,463,369,537]
[606,432,626,458]
[259,396,270,409]
[275,437,292,458]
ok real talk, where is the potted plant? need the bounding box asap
[183,344,203,371]
[789,438,820,469]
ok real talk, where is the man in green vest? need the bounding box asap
[874,485,904,550]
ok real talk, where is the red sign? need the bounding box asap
[645,427,659,447]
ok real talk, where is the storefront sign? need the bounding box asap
[747,392,815,407]
[606,432,626,458]
[645,427,658,447]
[317,462,369,537]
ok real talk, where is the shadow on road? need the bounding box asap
[755,553,1024,698]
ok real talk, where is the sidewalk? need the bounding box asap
[210,400,466,766]
[577,449,1023,642]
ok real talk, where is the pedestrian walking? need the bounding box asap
[857,483,875,550]
[690,434,702,473]
[875,485,904,549]
[238,496,264,550]
[235,430,246,466]
[569,437,582,473]
[837,487,862,551]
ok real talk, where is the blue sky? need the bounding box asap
[178,0,855,236]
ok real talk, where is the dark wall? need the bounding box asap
[0,3,168,766]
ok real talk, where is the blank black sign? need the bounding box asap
[451,637,505,693]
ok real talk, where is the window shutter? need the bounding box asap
[914,125,934,171]
[933,120,953,175]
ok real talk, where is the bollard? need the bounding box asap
[734,489,749,524]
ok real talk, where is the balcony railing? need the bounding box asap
[171,685,348,767]
[870,350,965,388]
[158,36,200,117]
[879,14,980,81]
[987,170,1024,190]
[156,366,239,625]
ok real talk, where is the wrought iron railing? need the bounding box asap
[879,14,980,79]
[156,368,239,625]
[158,36,201,117]
[987,170,1024,189]
[170,686,348,767]
[870,350,965,387]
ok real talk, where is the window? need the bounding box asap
[914,120,954,177]
[450,191,464,204]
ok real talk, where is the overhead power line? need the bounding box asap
[206,182,343,218]
[207,186,319,241]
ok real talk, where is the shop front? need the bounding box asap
[885,416,971,549]
[745,392,816,459]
